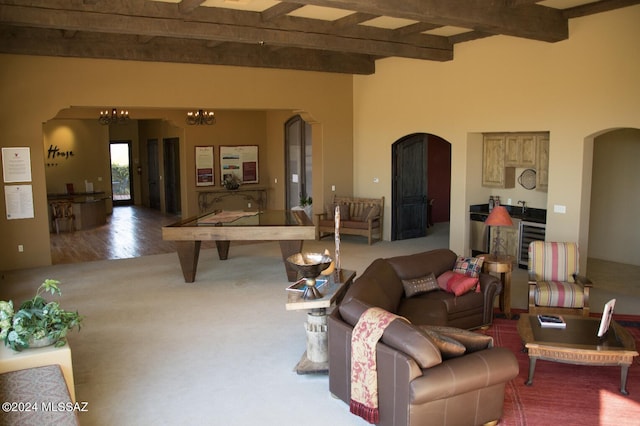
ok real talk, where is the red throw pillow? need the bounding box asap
[437,270,456,291]
[446,272,480,296]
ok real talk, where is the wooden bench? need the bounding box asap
[315,195,384,245]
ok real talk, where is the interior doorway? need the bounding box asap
[391,133,451,240]
[163,137,181,214]
[110,140,133,206]
[285,115,312,209]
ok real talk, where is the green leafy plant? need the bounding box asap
[0,279,83,352]
[299,196,313,207]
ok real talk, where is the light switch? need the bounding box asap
[553,204,567,214]
[331,185,335,191]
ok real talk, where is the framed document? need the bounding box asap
[195,146,214,186]
[2,147,32,183]
[220,145,258,184]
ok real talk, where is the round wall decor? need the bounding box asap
[518,168,536,190]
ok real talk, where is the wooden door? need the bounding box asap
[147,139,160,210]
[163,137,181,214]
[392,134,427,240]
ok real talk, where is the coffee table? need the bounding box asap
[517,314,638,395]
[162,210,315,283]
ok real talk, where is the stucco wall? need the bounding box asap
[352,6,640,266]
[0,57,353,270]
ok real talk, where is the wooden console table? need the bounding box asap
[197,187,267,213]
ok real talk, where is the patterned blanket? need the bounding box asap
[350,307,403,423]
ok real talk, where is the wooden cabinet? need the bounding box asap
[536,135,549,192]
[505,134,537,167]
[482,134,515,188]
[482,132,549,190]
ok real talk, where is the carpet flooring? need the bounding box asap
[1,229,638,425]
[486,319,640,426]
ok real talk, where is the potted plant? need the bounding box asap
[299,195,313,218]
[222,174,242,190]
[0,279,83,352]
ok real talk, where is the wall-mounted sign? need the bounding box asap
[2,147,32,183]
[220,145,258,184]
[195,146,214,186]
[5,184,34,220]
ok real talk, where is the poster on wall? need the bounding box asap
[195,146,214,186]
[4,184,34,220]
[2,147,32,183]
[220,145,259,184]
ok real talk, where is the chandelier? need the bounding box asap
[186,109,216,125]
[99,108,130,125]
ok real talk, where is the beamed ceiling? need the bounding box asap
[0,0,638,75]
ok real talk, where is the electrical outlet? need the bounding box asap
[18,245,24,252]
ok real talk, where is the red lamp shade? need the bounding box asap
[485,205,513,227]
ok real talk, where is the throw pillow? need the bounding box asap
[365,205,380,221]
[446,272,480,296]
[453,256,484,278]
[402,273,439,298]
[436,270,456,291]
[420,328,466,359]
[422,325,494,353]
[325,203,350,221]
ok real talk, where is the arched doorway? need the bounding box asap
[391,133,451,240]
[588,128,640,265]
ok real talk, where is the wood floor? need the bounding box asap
[50,206,213,264]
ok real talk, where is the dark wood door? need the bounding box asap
[392,134,427,240]
[147,139,160,210]
[163,137,181,214]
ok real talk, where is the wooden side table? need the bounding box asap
[286,269,356,374]
[479,254,514,319]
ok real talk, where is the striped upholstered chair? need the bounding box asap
[527,241,592,317]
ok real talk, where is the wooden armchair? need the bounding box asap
[527,241,592,317]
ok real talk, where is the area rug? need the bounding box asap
[485,319,640,426]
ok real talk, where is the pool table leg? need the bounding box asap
[176,240,201,283]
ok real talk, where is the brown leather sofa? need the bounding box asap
[328,298,519,426]
[340,248,503,330]
[328,249,517,425]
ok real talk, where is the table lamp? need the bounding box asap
[485,205,513,258]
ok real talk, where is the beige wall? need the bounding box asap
[352,6,640,269]
[588,129,640,265]
[0,57,353,270]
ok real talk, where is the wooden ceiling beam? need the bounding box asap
[0,3,452,61]
[281,0,568,42]
[260,3,303,21]
[0,25,376,74]
[563,0,640,18]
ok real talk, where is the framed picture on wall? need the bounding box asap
[219,145,259,184]
[195,146,214,186]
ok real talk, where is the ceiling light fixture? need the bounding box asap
[186,109,216,126]
[99,108,130,125]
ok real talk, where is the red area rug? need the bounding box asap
[484,318,640,426]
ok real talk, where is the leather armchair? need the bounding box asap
[328,299,519,426]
